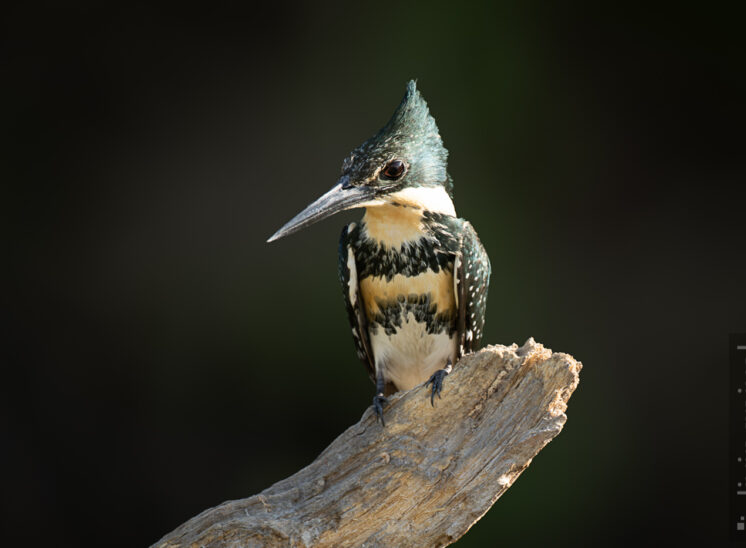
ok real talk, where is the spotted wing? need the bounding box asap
[338,223,375,382]
[456,221,491,357]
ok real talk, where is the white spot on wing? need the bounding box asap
[346,246,358,306]
[453,255,461,308]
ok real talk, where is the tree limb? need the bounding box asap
[153,338,581,547]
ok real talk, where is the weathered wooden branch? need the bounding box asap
[153,338,581,547]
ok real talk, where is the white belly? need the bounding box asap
[370,312,457,391]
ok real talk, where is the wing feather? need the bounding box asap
[338,223,375,381]
[456,221,491,357]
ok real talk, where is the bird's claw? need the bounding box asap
[373,394,388,426]
[425,368,450,406]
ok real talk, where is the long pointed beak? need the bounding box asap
[267,179,377,243]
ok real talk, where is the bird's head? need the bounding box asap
[267,80,453,243]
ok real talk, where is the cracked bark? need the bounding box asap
[153,338,581,547]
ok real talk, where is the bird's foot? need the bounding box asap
[373,393,388,426]
[425,359,453,406]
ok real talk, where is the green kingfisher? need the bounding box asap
[268,81,490,425]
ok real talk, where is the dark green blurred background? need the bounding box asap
[3,3,744,546]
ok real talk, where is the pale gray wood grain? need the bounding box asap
[153,338,581,547]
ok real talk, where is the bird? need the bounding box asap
[267,81,490,425]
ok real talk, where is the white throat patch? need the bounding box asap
[387,186,456,216]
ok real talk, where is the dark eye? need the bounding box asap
[381,159,406,180]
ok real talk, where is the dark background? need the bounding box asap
[3,3,744,546]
